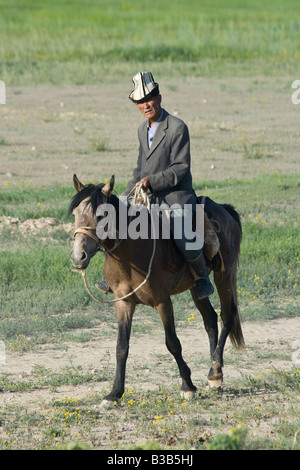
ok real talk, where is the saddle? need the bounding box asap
[130,186,224,274]
[167,198,223,273]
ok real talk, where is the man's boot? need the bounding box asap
[95,279,113,294]
[187,251,214,300]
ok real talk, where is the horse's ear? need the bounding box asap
[73,174,85,192]
[102,175,115,196]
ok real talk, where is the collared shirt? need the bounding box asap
[147,109,164,149]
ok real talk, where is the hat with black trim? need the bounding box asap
[129,71,159,103]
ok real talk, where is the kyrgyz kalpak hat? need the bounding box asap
[129,71,159,103]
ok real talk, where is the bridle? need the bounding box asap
[73,225,121,254]
[72,184,142,253]
[73,226,100,246]
[70,185,156,303]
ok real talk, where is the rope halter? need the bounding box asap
[73,226,100,246]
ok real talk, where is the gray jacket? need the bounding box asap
[124,109,197,208]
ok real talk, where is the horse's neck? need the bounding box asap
[101,197,155,259]
[102,234,156,268]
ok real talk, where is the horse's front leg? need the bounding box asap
[156,297,197,399]
[101,300,135,408]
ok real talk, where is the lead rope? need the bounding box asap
[70,185,156,304]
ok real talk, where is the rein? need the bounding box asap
[71,185,156,303]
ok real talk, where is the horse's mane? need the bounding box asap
[67,183,119,216]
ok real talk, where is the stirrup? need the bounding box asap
[195,277,214,300]
[95,279,112,294]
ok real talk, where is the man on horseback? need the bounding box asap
[96,71,214,300]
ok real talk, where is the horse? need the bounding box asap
[68,174,245,408]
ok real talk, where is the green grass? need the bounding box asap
[0,184,76,222]
[0,181,126,222]
[1,0,300,85]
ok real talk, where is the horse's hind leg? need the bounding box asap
[156,297,197,399]
[209,270,240,387]
[190,288,222,387]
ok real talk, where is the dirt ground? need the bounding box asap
[1,77,299,188]
[1,315,300,409]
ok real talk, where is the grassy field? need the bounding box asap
[0,0,299,452]
[1,0,300,84]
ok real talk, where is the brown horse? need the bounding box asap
[68,174,244,408]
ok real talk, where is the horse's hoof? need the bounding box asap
[207,378,223,389]
[99,399,116,409]
[208,361,223,389]
[180,390,196,400]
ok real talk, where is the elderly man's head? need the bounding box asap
[129,72,162,124]
[135,94,162,124]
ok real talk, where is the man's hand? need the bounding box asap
[136,176,150,191]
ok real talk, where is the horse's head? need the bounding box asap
[68,174,114,269]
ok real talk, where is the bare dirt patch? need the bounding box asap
[1,77,298,188]
[0,216,73,236]
[1,316,299,409]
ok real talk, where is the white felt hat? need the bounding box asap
[129,71,159,103]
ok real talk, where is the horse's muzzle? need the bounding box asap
[70,247,90,269]
[70,226,100,269]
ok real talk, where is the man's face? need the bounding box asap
[136,95,162,123]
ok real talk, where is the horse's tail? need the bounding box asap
[229,263,245,350]
[220,203,245,350]
[222,203,242,237]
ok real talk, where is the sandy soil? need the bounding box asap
[1,314,299,409]
[1,77,299,188]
